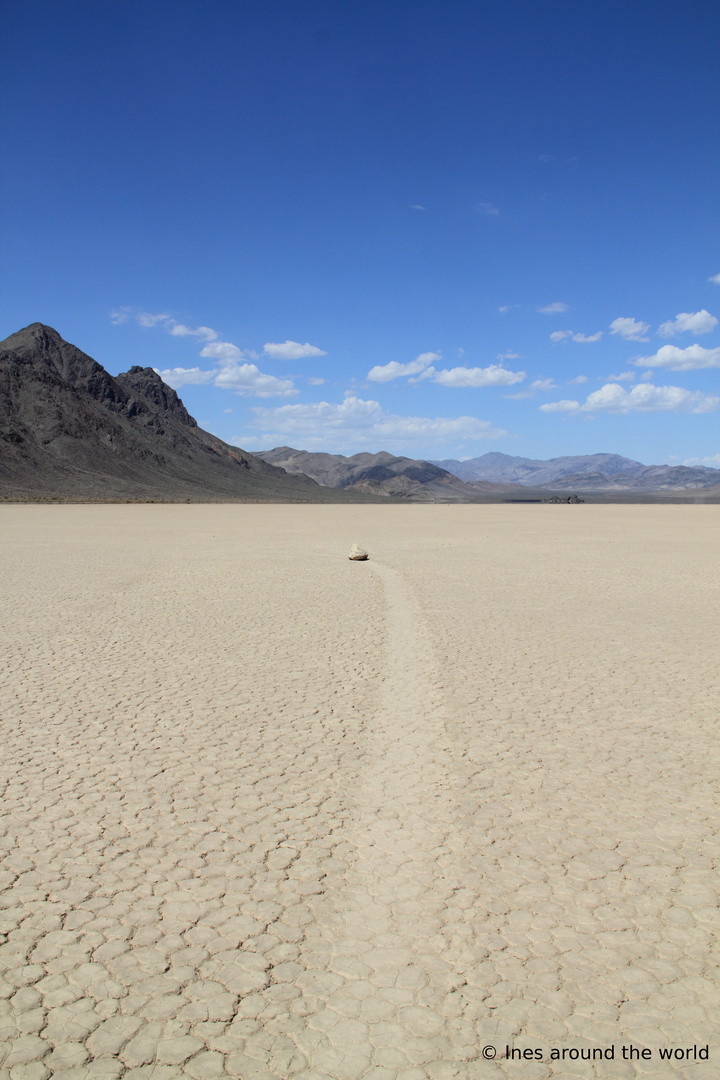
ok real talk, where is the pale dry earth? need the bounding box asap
[0,504,718,1080]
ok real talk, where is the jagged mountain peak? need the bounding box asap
[116,365,197,428]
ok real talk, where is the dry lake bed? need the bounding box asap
[1,504,718,1079]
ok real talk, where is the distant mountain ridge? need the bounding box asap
[0,323,364,502]
[253,446,519,500]
[431,452,720,491]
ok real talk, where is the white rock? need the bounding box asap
[348,544,368,561]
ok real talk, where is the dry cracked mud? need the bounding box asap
[0,504,718,1080]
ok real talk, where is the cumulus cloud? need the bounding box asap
[137,311,171,328]
[113,310,297,398]
[540,399,582,413]
[242,395,508,453]
[609,316,650,341]
[432,363,526,388]
[606,371,635,382]
[572,331,603,343]
[153,340,298,397]
[540,382,720,415]
[632,343,720,370]
[551,329,600,343]
[214,362,297,398]
[154,366,215,387]
[566,375,588,384]
[168,323,218,342]
[368,353,526,388]
[263,340,327,360]
[307,376,325,385]
[497,350,520,360]
[367,352,440,383]
[538,302,569,314]
[201,342,246,362]
[657,310,718,338]
[158,359,296,398]
[505,378,557,400]
[708,273,720,285]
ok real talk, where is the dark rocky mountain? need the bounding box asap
[0,323,365,502]
[432,451,720,491]
[253,446,520,500]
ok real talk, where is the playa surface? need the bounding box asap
[1,504,718,1080]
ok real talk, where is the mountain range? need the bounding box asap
[253,447,517,500]
[2,324,718,502]
[431,452,720,492]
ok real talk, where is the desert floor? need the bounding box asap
[1,504,718,1080]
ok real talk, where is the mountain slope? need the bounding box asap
[0,324,358,502]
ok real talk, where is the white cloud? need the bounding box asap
[115,313,296,399]
[168,323,218,342]
[606,371,635,382]
[552,329,601,343]
[657,310,718,337]
[213,362,297,398]
[137,311,172,328]
[566,375,588,384]
[506,378,556,400]
[367,352,440,382]
[478,202,499,216]
[682,453,720,467]
[224,408,234,414]
[640,369,654,381]
[154,366,215,387]
[111,307,220,341]
[154,340,298,397]
[432,363,526,388]
[540,399,581,413]
[410,204,426,210]
[708,273,720,284]
[243,395,508,452]
[263,340,327,360]
[538,302,569,314]
[307,376,325,385]
[157,360,296,398]
[201,342,247,362]
[368,354,526,389]
[572,331,603,343]
[632,343,720,370]
[609,316,650,341]
[540,382,720,415]
[497,350,520,360]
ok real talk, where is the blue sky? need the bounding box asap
[2,0,719,465]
